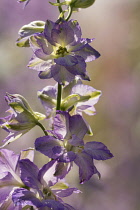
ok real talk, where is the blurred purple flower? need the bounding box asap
[0,93,45,148]
[0,148,34,209]
[35,111,113,183]
[28,19,100,84]
[0,148,78,209]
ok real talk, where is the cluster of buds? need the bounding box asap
[0,0,113,209]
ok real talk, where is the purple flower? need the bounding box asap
[0,148,78,209]
[35,111,113,183]
[0,93,45,148]
[28,19,100,84]
[38,78,101,119]
[0,148,34,209]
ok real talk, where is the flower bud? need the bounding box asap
[17,20,45,47]
[69,0,96,9]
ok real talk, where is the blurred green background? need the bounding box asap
[0,0,140,209]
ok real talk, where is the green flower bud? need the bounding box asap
[17,20,45,47]
[0,93,46,148]
[68,0,96,9]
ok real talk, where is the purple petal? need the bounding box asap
[69,115,88,139]
[74,152,98,184]
[19,159,41,189]
[28,56,52,72]
[66,56,87,76]
[53,111,70,139]
[54,55,78,67]
[84,141,114,160]
[44,20,56,45]
[0,194,22,210]
[12,188,43,208]
[35,136,64,159]
[51,22,74,46]
[76,44,100,62]
[0,172,18,205]
[42,199,65,210]
[63,203,76,210]
[0,149,19,175]
[53,162,73,179]
[69,134,84,146]
[58,151,76,163]
[53,187,80,197]
[38,160,59,187]
[38,69,52,79]
[51,64,75,84]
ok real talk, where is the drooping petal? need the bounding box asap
[76,44,100,62]
[52,187,80,197]
[84,141,114,160]
[19,159,41,190]
[51,64,75,84]
[66,56,87,78]
[19,148,34,162]
[35,136,64,159]
[28,55,52,72]
[69,114,88,139]
[54,55,78,67]
[74,152,99,184]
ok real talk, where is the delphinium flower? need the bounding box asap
[35,111,113,184]
[28,19,100,84]
[0,148,34,209]
[0,93,46,148]
[0,148,79,209]
[37,78,101,119]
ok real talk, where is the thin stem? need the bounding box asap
[36,122,48,135]
[65,6,73,21]
[57,0,63,14]
[56,83,62,110]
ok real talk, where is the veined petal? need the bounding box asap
[28,56,52,72]
[74,152,99,184]
[19,159,41,190]
[12,188,43,208]
[54,55,78,67]
[53,111,70,139]
[35,136,64,159]
[76,44,100,62]
[58,151,76,163]
[66,56,87,76]
[84,141,114,160]
[51,22,74,46]
[51,64,75,84]
[69,114,88,139]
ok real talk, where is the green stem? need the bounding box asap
[57,0,63,15]
[36,122,48,135]
[65,6,73,21]
[56,83,62,110]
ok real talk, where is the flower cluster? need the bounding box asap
[0,1,113,209]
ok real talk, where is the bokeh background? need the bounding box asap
[0,0,140,209]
